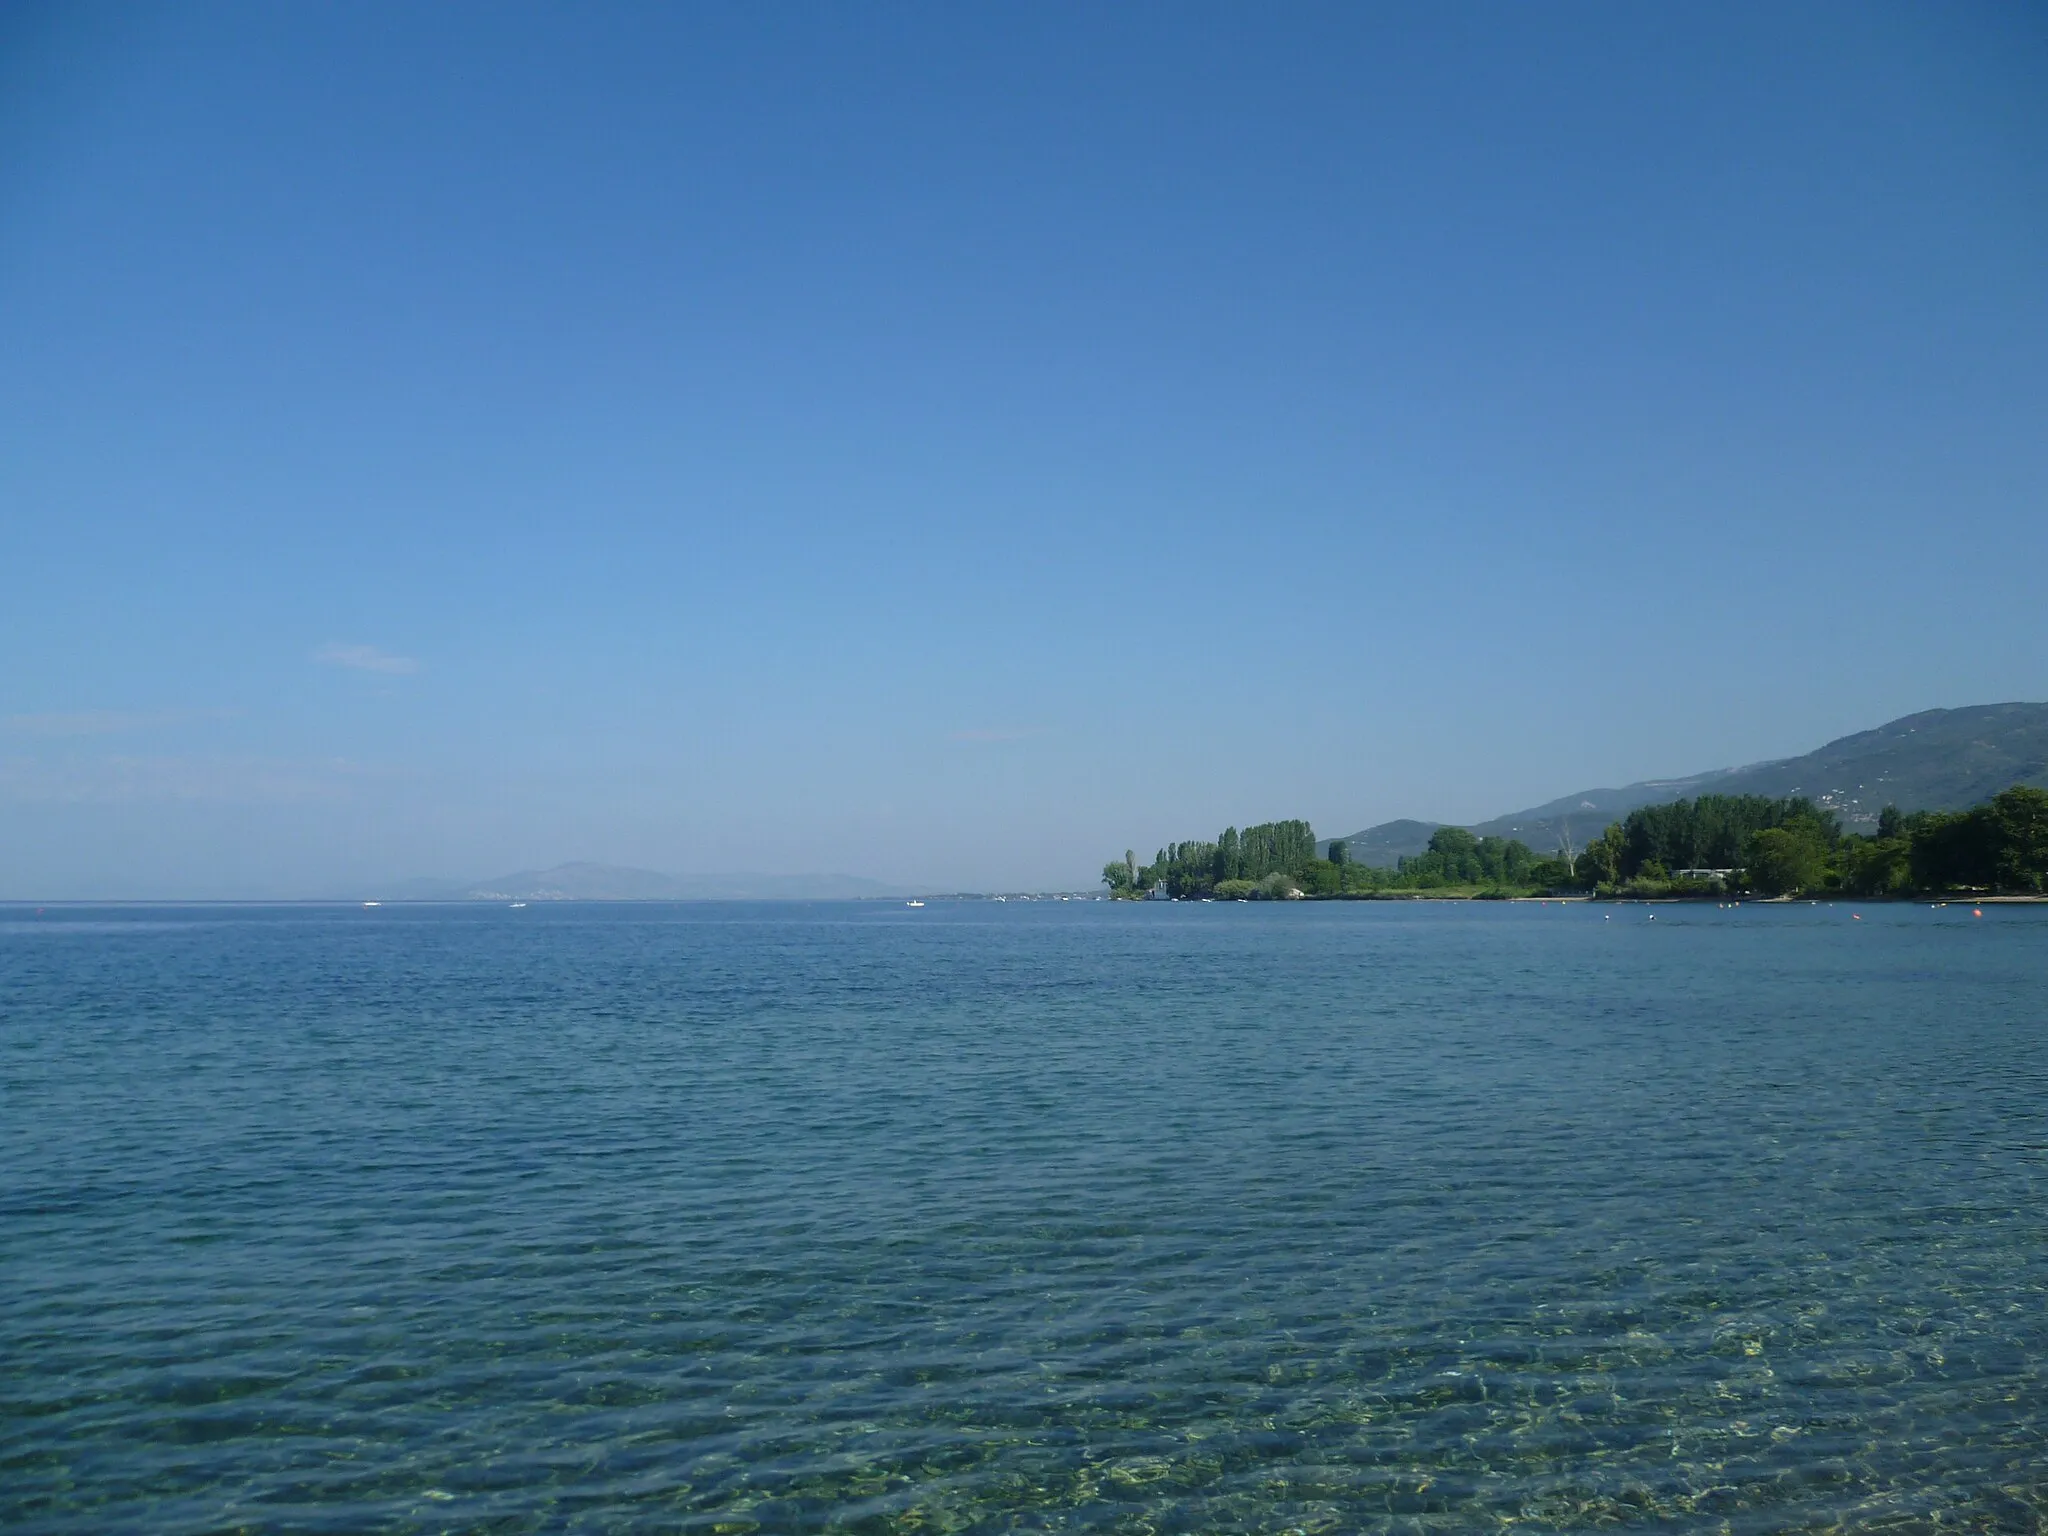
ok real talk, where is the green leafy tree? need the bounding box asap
[1619,794,1829,877]
[1429,826,1478,862]
[1299,858,1343,896]
[1580,824,1625,886]
[1840,838,1910,896]
[1990,785,2048,892]
[1236,821,1317,881]
[1745,825,1829,896]
[1159,839,1222,898]
[1391,828,1541,888]
[1909,809,1997,891]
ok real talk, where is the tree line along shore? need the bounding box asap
[1102,787,2048,902]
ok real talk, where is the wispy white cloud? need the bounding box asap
[949,726,1050,744]
[314,642,420,675]
[2,708,238,738]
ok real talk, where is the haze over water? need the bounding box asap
[5,900,2045,1532]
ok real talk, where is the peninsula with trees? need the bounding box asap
[1102,704,2048,901]
[1104,787,2047,901]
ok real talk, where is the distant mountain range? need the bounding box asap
[368,705,2048,893]
[364,862,912,902]
[1324,702,2048,867]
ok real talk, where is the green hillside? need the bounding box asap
[1331,702,2048,864]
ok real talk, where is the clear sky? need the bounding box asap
[3,2,2045,897]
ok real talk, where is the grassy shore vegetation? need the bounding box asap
[1102,786,2048,901]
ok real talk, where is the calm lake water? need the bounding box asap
[3,900,2045,1533]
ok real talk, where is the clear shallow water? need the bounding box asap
[3,900,2045,1534]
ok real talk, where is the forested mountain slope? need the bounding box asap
[1330,703,2048,865]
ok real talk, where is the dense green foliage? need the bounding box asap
[1102,785,2048,901]
[1576,784,2048,898]
[1102,822,1546,898]
[1102,820,1319,898]
[1620,795,1819,875]
[1744,825,1832,897]
[1391,826,1541,887]
[1896,786,2048,894]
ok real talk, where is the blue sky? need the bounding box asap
[3,2,2045,896]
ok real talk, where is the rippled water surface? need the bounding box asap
[4,900,2047,1533]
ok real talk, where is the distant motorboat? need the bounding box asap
[362,901,380,907]
[510,902,527,909]
[905,899,925,908]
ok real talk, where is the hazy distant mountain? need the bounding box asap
[365,862,911,901]
[1329,702,2048,865]
[1319,819,1444,868]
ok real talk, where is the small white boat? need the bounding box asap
[362,901,380,908]
[510,902,527,909]
[905,899,925,908]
